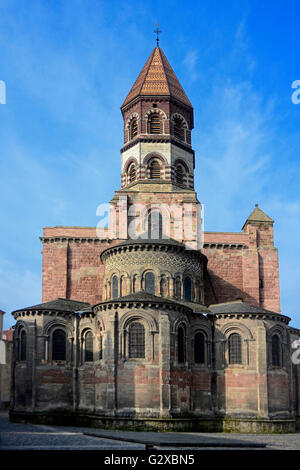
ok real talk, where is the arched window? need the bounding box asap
[160,276,168,297]
[150,159,161,179]
[145,272,155,294]
[120,276,127,296]
[177,326,185,363]
[228,333,242,364]
[84,331,93,362]
[173,117,184,140]
[52,329,66,361]
[175,164,185,184]
[128,163,136,183]
[184,276,192,301]
[150,114,161,134]
[194,332,205,364]
[99,334,103,360]
[129,322,145,358]
[272,335,281,366]
[130,118,138,139]
[147,210,163,239]
[175,278,181,299]
[112,275,118,299]
[132,275,138,293]
[20,329,26,361]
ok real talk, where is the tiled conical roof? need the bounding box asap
[122,47,192,108]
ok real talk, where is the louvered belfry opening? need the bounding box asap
[128,164,136,183]
[150,159,161,179]
[173,117,184,140]
[150,113,161,134]
[129,322,145,358]
[175,165,184,184]
[130,118,138,139]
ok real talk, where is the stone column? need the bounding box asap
[256,325,269,417]
[159,314,171,417]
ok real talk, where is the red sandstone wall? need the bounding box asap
[41,224,281,313]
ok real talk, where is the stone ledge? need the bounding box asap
[9,410,296,434]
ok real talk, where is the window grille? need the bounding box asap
[112,275,118,298]
[150,159,161,179]
[272,335,281,366]
[85,331,93,362]
[175,165,184,184]
[184,276,192,301]
[145,272,155,294]
[150,114,161,134]
[130,119,138,139]
[177,326,185,363]
[129,322,145,358]
[228,333,242,364]
[128,164,136,183]
[52,329,66,361]
[194,332,205,364]
[20,330,26,361]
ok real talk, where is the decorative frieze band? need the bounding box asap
[202,243,247,250]
[40,237,111,244]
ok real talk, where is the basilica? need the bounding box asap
[10,43,300,432]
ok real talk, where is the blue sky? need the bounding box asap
[0,0,300,330]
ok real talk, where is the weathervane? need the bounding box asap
[154,23,162,46]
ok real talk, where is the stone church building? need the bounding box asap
[10,44,300,432]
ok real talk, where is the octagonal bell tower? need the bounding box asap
[120,46,195,190]
[110,43,201,249]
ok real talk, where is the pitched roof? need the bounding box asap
[12,298,91,314]
[243,204,274,229]
[122,47,192,108]
[209,300,279,315]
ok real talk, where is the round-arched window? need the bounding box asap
[228,333,242,364]
[129,322,145,358]
[112,275,118,299]
[184,276,192,301]
[145,272,155,294]
[52,329,66,361]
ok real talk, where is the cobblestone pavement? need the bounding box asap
[1,412,300,450]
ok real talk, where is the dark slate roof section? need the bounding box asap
[208,300,291,321]
[93,291,209,317]
[12,298,91,315]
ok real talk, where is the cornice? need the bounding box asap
[100,240,206,264]
[210,312,291,324]
[93,298,192,315]
[120,136,194,155]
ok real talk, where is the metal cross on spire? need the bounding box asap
[154,23,162,46]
